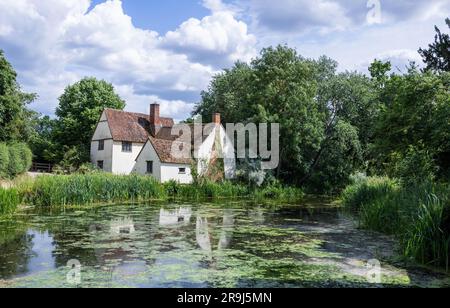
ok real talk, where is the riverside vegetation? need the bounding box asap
[0,19,449,275]
[342,176,450,270]
[8,173,304,208]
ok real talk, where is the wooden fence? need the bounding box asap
[30,162,54,173]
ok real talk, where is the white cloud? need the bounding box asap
[1,0,449,120]
[162,11,257,67]
[0,0,256,119]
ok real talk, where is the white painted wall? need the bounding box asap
[160,163,192,184]
[134,140,193,183]
[91,111,114,172]
[112,141,144,174]
[133,140,162,181]
[90,139,114,172]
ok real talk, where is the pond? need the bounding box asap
[0,198,449,288]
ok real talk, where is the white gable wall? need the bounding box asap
[91,111,114,172]
[133,140,162,181]
[112,141,144,175]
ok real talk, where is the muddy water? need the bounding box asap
[0,198,449,288]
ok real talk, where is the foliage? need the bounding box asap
[341,176,399,211]
[0,50,36,143]
[419,18,450,72]
[51,77,125,162]
[53,145,91,174]
[0,143,9,178]
[194,46,368,191]
[308,120,363,194]
[22,174,304,207]
[371,66,450,180]
[0,143,33,179]
[0,188,19,216]
[392,146,438,187]
[28,115,57,163]
[342,178,450,269]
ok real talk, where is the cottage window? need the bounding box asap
[179,168,186,174]
[147,161,153,174]
[122,141,132,152]
[97,161,104,170]
[98,140,105,151]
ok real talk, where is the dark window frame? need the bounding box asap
[146,161,153,174]
[98,140,105,151]
[122,141,132,153]
[97,161,104,170]
[179,167,186,174]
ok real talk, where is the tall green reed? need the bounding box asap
[0,187,19,215]
[342,177,450,269]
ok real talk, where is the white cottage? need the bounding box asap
[90,104,236,183]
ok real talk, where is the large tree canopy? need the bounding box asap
[0,50,36,142]
[194,46,367,192]
[419,18,450,72]
[371,66,450,179]
[52,77,125,162]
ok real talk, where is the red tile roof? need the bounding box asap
[104,108,174,143]
[104,108,198,164]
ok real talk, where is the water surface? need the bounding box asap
[0,199,449,288]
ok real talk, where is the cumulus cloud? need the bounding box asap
[162,11,257,67]
[0,0,449,119]
[0,0,256,118]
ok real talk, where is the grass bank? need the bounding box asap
[342,177,450,270]
[18,174,304,207]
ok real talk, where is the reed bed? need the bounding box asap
[342,177,450,270]
[0,187,20,215]
[22,174,304,207]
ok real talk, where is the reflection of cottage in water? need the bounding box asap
[159,208,192,226]
[110,217,135,235]
[196,210,235,253]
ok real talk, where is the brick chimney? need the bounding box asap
[213,113,221,125]
[150,103,161,126]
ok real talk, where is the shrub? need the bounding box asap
[16,143,33,173]
[7,144,25,177]
[392,146,438,187]
[2,143,32,178]
[341,176,399,211]
[0,143,9,178]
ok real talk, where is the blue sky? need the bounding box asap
[90,0,210,34]
[0,0,449,121]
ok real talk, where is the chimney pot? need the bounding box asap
[150,103,161,126]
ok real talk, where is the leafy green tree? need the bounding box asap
[53,77,125,162]
[195,46,368,190]
[308,121,363,193]
[28,115,57,163]
[0,50,36,142]
[419,18,450,72]
[371,67,450,179]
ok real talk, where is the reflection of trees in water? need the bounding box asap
[0,231,34,279]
